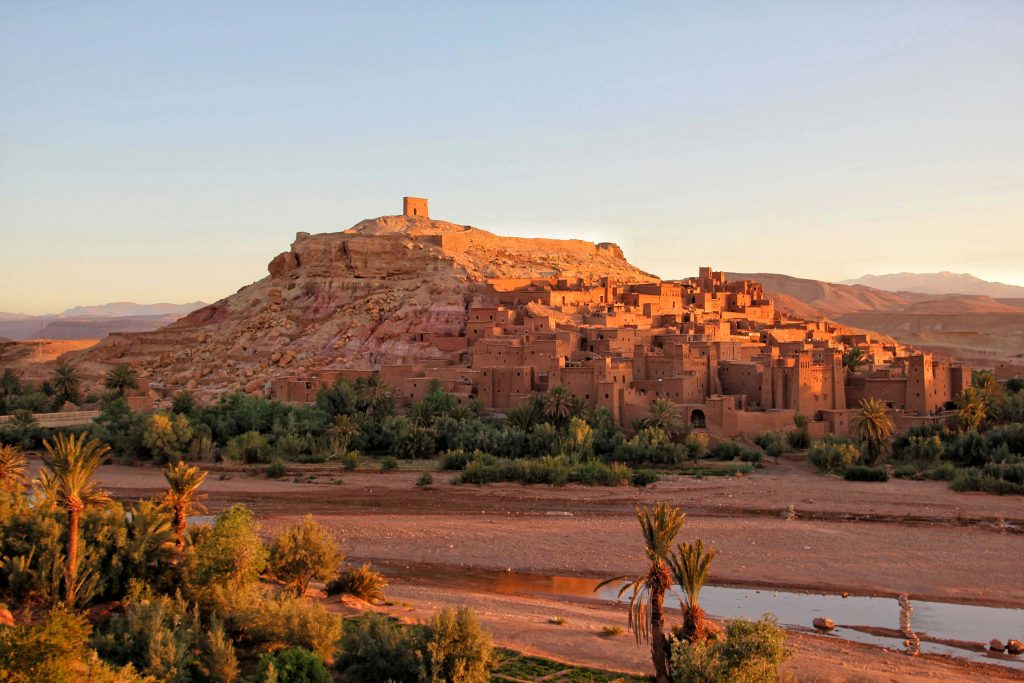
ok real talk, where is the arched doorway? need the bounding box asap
[690,409,706,429]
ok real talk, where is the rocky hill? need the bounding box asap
[840,271,1024,297]
[70,215,654,398]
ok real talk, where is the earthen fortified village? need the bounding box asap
[269,198,970,440]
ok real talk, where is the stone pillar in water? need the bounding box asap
[898,593,921,656]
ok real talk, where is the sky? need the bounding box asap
[1,1,1022,315]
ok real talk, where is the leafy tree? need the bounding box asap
[40,432,112,604]
[159,461,208,551]
[599,503,685,683]
[267,515,343,595]
[142,412,194,463]
[0,444,26,494]
[0,369,23,415]
[104,363,140,397]
[326,413,360,451]
[50,363,82,407]
[561,416,594,462]
[195,504,267,587]
[852,398,894,465]
[505,395,546,432]
[668,538,716,642]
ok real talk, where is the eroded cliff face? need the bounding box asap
[72,216,651,399]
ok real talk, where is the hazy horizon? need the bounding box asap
[3,1,1022,314]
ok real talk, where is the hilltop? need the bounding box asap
[71,215,653,397]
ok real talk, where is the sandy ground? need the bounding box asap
[66,457,1024,681]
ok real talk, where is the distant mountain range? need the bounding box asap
[839,272,1024,298]
[0,301,207,340]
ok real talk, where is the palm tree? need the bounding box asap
[972,371,1006,425]
[103,363,139,397]
[842,348,868,374]
[598,503,685,683]
[505,396,545,432]
[125,499,176,578]
[356,375,393,418]
[0,444,27,494]
[667,538,716,642]
[159,461,208,551]
[852,397,895,465]
[40,432,111,604]
[50,363,82,406]
[955,387,987,433]
[643,399,686,439]
[544,385,575,424]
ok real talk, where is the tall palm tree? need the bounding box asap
[972,371,1006,425]
[842,348,869,374]
[852,397,895,465]
[598,503,685,683]
[40,432,111,604]
[505,396,545,432]
[667,538,716,642]
[159,461,208,551]
[125,499,176,579]
[103,363,140,397]
[643,398,686,439]
[0,444,27,494]
[955,387,987,433]
[50,363,81,406]
[544,385,575,424]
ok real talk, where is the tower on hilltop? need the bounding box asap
[403,196,429,218]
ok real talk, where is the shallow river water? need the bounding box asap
[374,562,1024,671]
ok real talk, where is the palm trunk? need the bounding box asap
[651,579,670,683]
[65,504,81,604]
[174,504,187,551]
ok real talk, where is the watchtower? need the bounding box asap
[403,196,429,218]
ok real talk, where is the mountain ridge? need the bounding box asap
[839,272,1024,297]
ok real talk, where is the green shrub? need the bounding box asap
[927,462,959,481]
[950,469,1024,495]
[786,429,811,450]
[225,431,271,464]
[891,462,922,479]
[708,440,761,463]
[903,435,944,465]
[266,457,287,479]
[244,594,343,661]
[683,432,710,460]
[843,465,889,482]
[275,432,309,460]
[669,614,790,683]
[380,456,399,472]
[567,460,631,486]
[325,563,388,603]
[807,440,861,474]
[417,471,434,487]
[752,432,785,459]
[631,469,660,487]
[339,450,360,471]
[336,612,422,683]
[420,606,492,683]
[258,647,332,683]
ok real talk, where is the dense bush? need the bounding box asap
[807,440,861,474]
[669,614,789,683]
[335,612,422,683]
[708,440,762,464]
[325,563,388,603]
[631,469,660,487]
[224,431,272,464]
[843,465,889,482]
[420,606,493,683]
[194,505,267,587]
[457,454,634,487]
[752,432,785,460]
[258,647,332,683]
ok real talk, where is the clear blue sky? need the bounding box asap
[2,1,1022,314]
